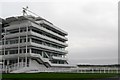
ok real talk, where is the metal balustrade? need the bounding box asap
[70,67,119,73]
[31,42,67,53]
[5,21,30,30]
[3,62,26,73]
[52,56,67,61]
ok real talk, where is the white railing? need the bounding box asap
[2,53,31,60]
[3,62,26,73]
[5,32,27,38]
[5,21,30,30]
[70,67,119,73]
[30,42,67,53]
[52,56,67,61]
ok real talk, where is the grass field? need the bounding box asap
[1,73,119,80]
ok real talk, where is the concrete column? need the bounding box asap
[29,48,31,67]
[21,59,23,67]
[7,60,9,73]
[104,68,105,73]
[25,26,28,67]
[5,65,7,73]
[17,57,19,69]
[3,29,6,74]
[108,69,110,73]
[30,48,31,54]
[42,51,43,57]
[117,68,119,73]
[30,37,32,42]
[2,60,5,72]
[100,69,102,73]
[29,58,31,67]
[18,27,20,68]
[92,69,94,73]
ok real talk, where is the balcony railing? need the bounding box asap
[5,21,30,30]
[5,32,28,38]
[30,42,67,53]
[3,62,26,73]
[52,56,67,61]
[2,53,31,59]
[2,42,68,54]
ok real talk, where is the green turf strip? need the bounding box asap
[2,73,119,79]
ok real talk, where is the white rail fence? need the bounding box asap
[1,65,119,73]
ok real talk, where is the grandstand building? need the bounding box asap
[1,15,73,73]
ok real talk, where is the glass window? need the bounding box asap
[20,28,26,32]
[24,38,26,42]
[20,29,22,32]
[28,27,31,31]
[10,29,19,33]
[23,49,26,53]
[10,50,18,54]
[5,41,8,44]
[27,49,29,53]
[27,59,29,67]
[10,40,13,44]
[20,49,22,53]
[15,40,18,43]
[5,51,8,55]
[20,39,22,43]
[2,51,4,55]
[10,50,14,54]
[19,59,22,62]
[28,38,30,42]
[2,42,4,45]
[0,51,2,55]
[0,41,2,45]
[23,58,25,62]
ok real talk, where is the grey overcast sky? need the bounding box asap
[0,0,119,65]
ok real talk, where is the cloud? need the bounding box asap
[0,0,118,65]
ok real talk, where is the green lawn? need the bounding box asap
[1,73,119,79]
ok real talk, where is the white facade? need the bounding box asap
[1,15,73,73]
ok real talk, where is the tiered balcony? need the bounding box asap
[5,21,68,41]
[31,22,68,41]
[2,42,68,54]
[30,31,68,47]
[2,53,31,59]
[30,42,67,53]
[4,31,68,47]
[5,32,27,38]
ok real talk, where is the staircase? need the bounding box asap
[30,53,52,68]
